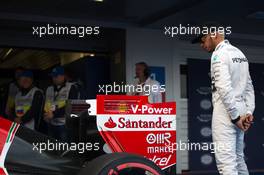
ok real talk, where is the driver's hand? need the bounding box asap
[235,116,250,131]
[245,114,254,124]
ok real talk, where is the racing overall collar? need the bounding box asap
[214,39,229,51]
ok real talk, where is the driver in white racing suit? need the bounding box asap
[192,23,255,175]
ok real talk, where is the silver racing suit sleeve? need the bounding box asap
[244,72,255,115]
[212,52,240,120]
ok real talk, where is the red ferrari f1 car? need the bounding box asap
[0,95,176,175]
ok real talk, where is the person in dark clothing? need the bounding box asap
[44,66,78,142]
[65,68,87,99]
[13,70,44,130]
[5,67,24,119]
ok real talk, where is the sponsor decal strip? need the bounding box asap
[9,123,20,143]
[98,114,176,131]
[5,122,15,143]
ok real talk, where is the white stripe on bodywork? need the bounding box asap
[0,142,12,168]
[3,167,9,175]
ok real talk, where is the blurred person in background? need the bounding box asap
[5,67,24,118]
[44,66,78,142]
[13,70,44,130]
[64,68,87,99]
[128,62,162,103]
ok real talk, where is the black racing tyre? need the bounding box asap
[79,153,164,175]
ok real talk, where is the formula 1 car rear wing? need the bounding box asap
[88,95,177,170]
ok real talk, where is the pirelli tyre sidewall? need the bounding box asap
[79,153,164,175]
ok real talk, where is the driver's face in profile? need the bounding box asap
[200,34,214,53]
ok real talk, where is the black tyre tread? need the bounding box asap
[79,153,164,175]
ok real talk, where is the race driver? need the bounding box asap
[192,23,255,175]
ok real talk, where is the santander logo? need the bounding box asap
[104,117,173,129]
[104,117,117,128]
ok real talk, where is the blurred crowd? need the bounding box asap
[1,62,162,142]
[3,66,85,142]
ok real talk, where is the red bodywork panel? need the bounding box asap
[96,95,177,170]
[0,117,13,158]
